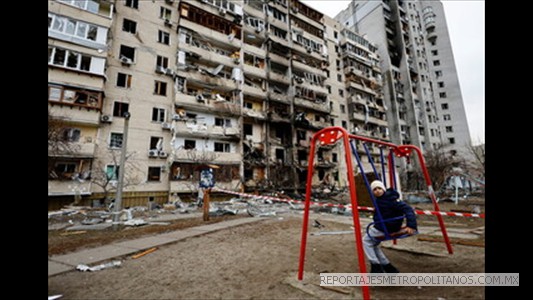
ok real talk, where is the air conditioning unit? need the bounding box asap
[219,8,226,15]
[255,27,263,33]
[161,122,172,130]
[164,19,172,27]
[306,47,312,53]
[155,65,165,73]
[165,68,175,76]
[120,56,133,65]
[100,115,112,123]
[291,6,299,13]
[233,58,240,64]
[149,149,159,157]
[159,151,168,158]
[196,94,205,102]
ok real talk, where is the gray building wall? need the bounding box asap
[336,0,472,160]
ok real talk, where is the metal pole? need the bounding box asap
[113,112,131,224]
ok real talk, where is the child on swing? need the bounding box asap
[364,180,417,273]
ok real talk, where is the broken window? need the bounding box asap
[62,128,80,142]
[439,92,447,98]
[125,0,138,9]
[120,45,135,61]
[179,2,241,39]
[156,55,169,68]
[158,30,170,45]
[150,137,162,150]
[160,7,172,20]
[48,85,102,109]
[147,167,161,181]
[448,137,455,144]
[243,123,253,136]
[292,17,323,38]
[113,102,130,117]
[215,118,231,127]
[244,169,253,181]
[53,162,77,180]
[122,19,137,33]
[154,81,167,96]
[184,140,196,150]
[244,101,253,109]
[116,73,132,88]
[214,142,231,153]
[275,148,285,163]
[110,133,123,149]
[445,126,453,133]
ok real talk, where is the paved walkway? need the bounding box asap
[48,217,265,277]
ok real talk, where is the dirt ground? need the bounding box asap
[48,199,485,299]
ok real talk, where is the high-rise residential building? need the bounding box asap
[335,0,471,159]
[48,0,387,209]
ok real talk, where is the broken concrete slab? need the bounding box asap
[51,245,137,267]
[48,260,74,277]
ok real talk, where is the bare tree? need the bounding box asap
[466,142,485,180]
[401,145,464,192]
[90,149,142,205]
[48,109,79,175]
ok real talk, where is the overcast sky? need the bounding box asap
[301,0,485,145]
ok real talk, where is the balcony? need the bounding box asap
[179,42,237,69]
[347,81,377,96]
[268,71,288,83]
[243,84,267,99]
[243,44,266,58]
[180,19,242,48]
[425,20,436,30]
[243,64,267,79]
[292,60,325,77]
[170,179,240,193]
[175,93,241,115]
[171,149,241,164]
[268,51,289,66]
[172,122,240,140]
[179,69,240,91]
[243,108,267,120]
[48,106,101,126]
[48,180,92,196]
[49,0,113,27]
[427,31,437,42]
[294,97,330,113]
[267,91,290,104]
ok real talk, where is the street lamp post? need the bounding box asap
[113,112,131,224]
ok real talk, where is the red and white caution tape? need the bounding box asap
[212,187,485,218]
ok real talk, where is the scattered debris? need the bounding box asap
[81,218,104,225]
[76,260,122,272]
[123,219,148,226]
[132,247,158,259]
[313,220,325,228]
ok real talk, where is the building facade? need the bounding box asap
[335,0,471,158]
[48,0,388,208]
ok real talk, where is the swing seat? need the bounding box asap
[366,216,418,242]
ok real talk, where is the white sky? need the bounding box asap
[301,0,485,145]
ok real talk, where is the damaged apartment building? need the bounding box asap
[48,0,388,208]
